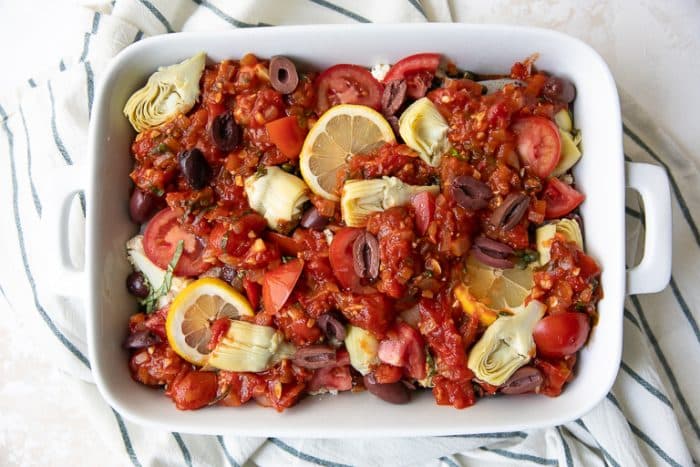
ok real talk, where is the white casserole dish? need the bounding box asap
[52,24,672,437]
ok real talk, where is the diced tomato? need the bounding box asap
[432,375,476,409]
[535,356,576,397]
[265,116,307,158]
[262,259,304,313]
[168,371,218,410]
[410,191,435,236]
[208,317,231,350]
[143,208,209,276]
[542,178,585,218]
[316,64,383,113]
[511,116,561,179]
[337,292,395,338]
[329,227,362,290]
[418,298,471,381]
[378,322,426,380]
[307,365,353,393]
[265,231,301,256]
[384,53,441,99]
[373,363,404,384]
[243,277,261,310]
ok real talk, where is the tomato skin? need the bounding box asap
[169,371,218,410]
[265,116,307,158]
[384,53,441,99]
[535,356,576,397]
[208,317,231,350]
[410,191,435,236]
[377,322,427,380]
[511,116,561,179]
[142,208,209,277]
[316,64,383,113]
[542,178,585,218]
[534,312,590,358]
[243,277,261,310]
[265,231,301,256]
[329,228,363,290]
[262,259,304,313]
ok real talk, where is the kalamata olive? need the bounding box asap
[317,312,346,340]
[210,111,242,152]
[490,193,530,231]
[269,56,299,94]
[300,206,327,230]
[471,235,514,269]
[292,345,337,369]
[126,271,150,298]
[381,79,407,116]
[500,366,543,395]
[129,188,159,224]
[123,329,161,349]
[179,148,212,190]
[220,265,238,285]
[451,175,493,210]
[386,115,402,141]
[363,374,410,404]
[542,76,576,104]
[352,231,380,280]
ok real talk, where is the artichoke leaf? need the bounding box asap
[467,300,545,386]
[399,97,450,166]
[245,166,309,232]
[207,320,293,372]
[341,176,439,227]
[344,325,379,375]
[124,52,206,132]
[536,219,583,265]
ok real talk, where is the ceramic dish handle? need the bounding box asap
[43,165,86,297]
[625,162,672,295]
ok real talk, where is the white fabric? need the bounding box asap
[1,0,698,466]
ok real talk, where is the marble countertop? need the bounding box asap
[1,0,698,465]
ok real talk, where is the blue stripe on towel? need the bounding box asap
[112,409,142,467]
[172,433,193,467]
[479,446,557,465]
[137,0,174,33]
[308,0,370,23]
[269,438,353,467]
[47,81,73,165]
[669,276,700,344]
[620,361,673,408]
[216,435,241,467]
[18,106,42,216]
[574,419,621,467]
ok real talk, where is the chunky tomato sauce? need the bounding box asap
[124,53,601,411]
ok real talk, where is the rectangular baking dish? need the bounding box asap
[72,24,670,437]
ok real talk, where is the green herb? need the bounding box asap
[220,232,229,251]
[150,142,171,155]
[281,163,295,173]
[424,270,434,278]
[514,249,539,269]
[148,185,165,197]
[139,240,184,313]
[255,165,268,177]
[574,301,587,312]
[281,255,295,263]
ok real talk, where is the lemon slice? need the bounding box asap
[299,104,395,201]
[464,255,534,311]
[165,277,254,365]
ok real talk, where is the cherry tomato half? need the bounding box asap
[384,53,441,99]
[410,191,435,236]
[511,116,561,179]
[316,64,383,113]
[542,178,585,219]
[533,312,591,358]
[265,115,307,158]
[377,322,427,380]
[328,227,362,290]
[262,259,304,313]
[143,208,209,276]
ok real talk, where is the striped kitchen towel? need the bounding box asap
[0,0,697,465]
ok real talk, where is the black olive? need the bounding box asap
[542,76,576,104]
[210,111,242,152]
[451,175,493,210]
[381,79,407,116]
[300,206,327,230]
[352,231,380,281]
[126,271,149,298]
[471,236,514,269]
[490,193,530,231]
[178,148,212,190]
[269,56,299,94]
[129,188,159,224]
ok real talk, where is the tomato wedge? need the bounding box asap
[410,191,435,236]
[542,178,585,218]
[264,231,301,256]
[265,115,307,158]
[534,312,590,358]
[511,116,561,179]
[143,208,209,276]
[328,227,362,290]
[378,322,427,380]
[316,64,383,113]
[262,259,304,313]
[242,277,261,310]
[384,53,441,99]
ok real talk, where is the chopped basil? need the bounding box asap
[139,240,184,313]
[514,249,539,269]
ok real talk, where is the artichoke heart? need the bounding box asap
[551,109,582,177]
[535,219,583,265]
[468,300,546,386]
[344,325,379,375]
[244,166,309,232]
[123,52,206,132]
[398,97,450,166]
[207,320,295,372]
[341,176,439,227]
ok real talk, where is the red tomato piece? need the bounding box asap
[307,365,353,393]
[534,312,591,358]
[265,116,307,158]
[535,356,576,397]
[143,208,209,276]
[208,317,231,350]
[169,371,218,410]
[262,259,304,313]
[384,53,441,99]
[410,191,435,236]
[316,64,383,113]
[542,178,585,219]
[329,227,362,290]
[264,231,301,256]
[242,277,261,310]
[378,322,427,380]
[511,116,561,179]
